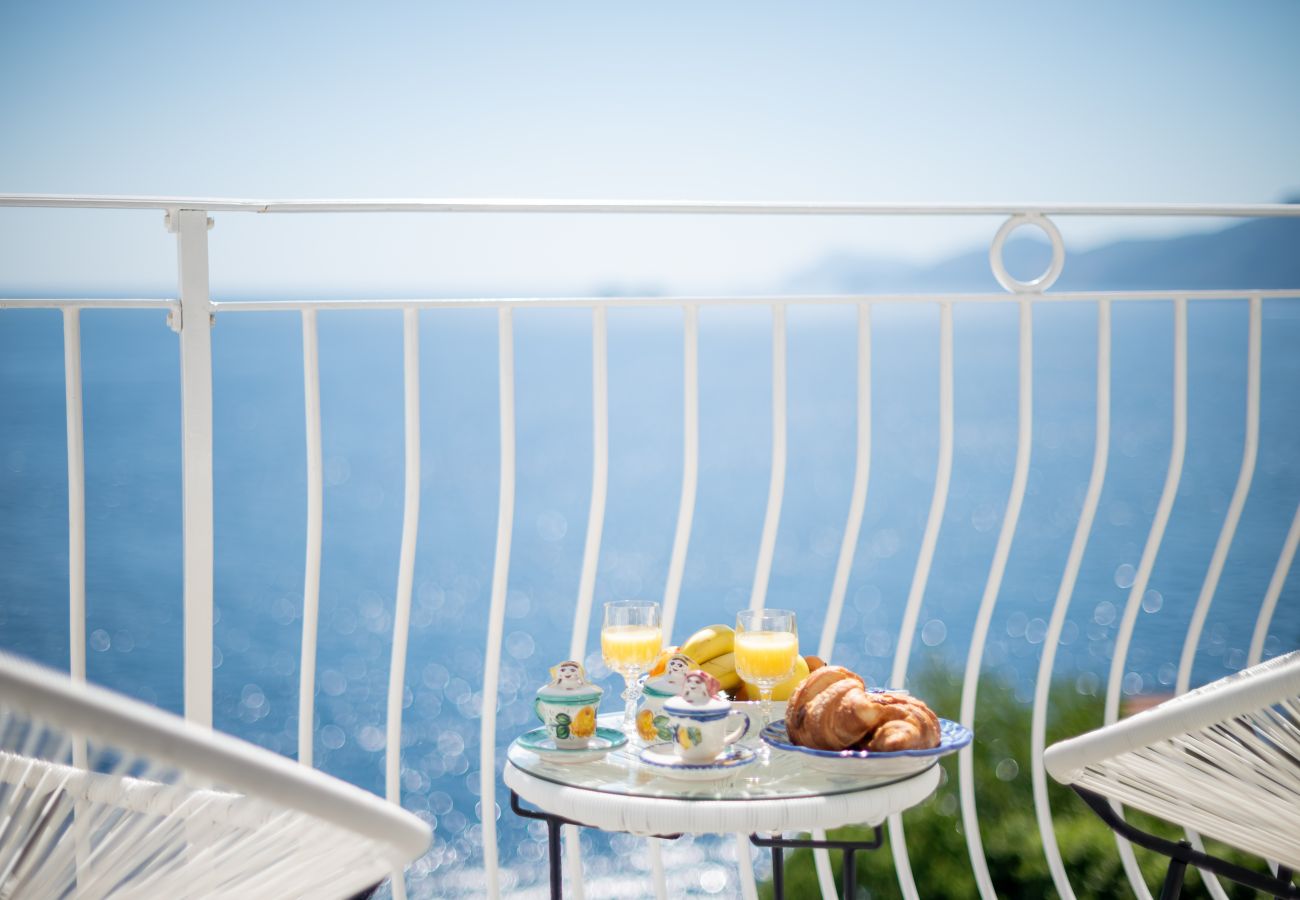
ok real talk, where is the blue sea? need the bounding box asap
[2,298,1298,896]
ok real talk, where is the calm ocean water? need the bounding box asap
[2,299,1298,895]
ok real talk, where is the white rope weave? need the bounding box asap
[0,653,430,900]
[1046,651,1300,870]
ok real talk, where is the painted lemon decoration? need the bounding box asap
[572,706,597,739]
[636,709,658,741]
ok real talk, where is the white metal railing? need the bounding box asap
[1,193,1299,900]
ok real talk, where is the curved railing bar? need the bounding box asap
[653,305,698,900]
[479,309,516,900]
[748,303,788,612]
[659,304,700,644]
[1030,300,1111,900]
[298,310,323,769]
[818,304,872,662]
[888,301,954,900]
[958,300,1034,899]
[1172,296,1261,900]
[808,304,872,900]
[737,303,789,900]
[1104,297,1188,900]
[563,307,610,900]
[1249,504,1300,667]
[569,306,610,663]
[386,309,422,900]
[1177,296,1261,695]
[7,194,1300,218]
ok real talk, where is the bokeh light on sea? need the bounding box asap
[2,299,1298,896]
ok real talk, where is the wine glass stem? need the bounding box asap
[622,672,642,734]
[759,686,774,729]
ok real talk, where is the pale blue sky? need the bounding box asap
[1,1,1298,295]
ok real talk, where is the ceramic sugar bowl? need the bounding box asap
[534,660,602,749]
[637,652,694,742]
[662,670,749,762]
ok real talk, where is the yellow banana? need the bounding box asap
[680,624,734,664]
[700,652,742,691]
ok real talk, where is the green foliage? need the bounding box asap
[761,662,1269,899]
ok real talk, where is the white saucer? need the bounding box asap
[514,726,628,764]
[638,743,757,781]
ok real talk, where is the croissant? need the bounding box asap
[785,665,941,752]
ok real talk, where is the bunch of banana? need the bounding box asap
[649,624,828,699]
[679,624,740,692]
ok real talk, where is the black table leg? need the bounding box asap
[509,791,684,899]
[751,828,883,900]
[771,845,784,899]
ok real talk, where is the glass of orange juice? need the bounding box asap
[601,600,663,739]
[734,609,798,731]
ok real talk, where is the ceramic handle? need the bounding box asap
[724,711,750,745]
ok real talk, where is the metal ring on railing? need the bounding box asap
[989,214,1065,293]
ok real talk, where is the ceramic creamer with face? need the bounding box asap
[662,671,749,762]
[534,661,602,749]
[637,654,694,742]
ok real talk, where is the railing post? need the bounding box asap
[170,208,215,728]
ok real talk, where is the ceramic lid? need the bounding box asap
[663,693,730,716]
[536,682,602,702]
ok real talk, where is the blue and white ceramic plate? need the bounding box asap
[515,726,628,764]
[760,719,972,777]
[638,743,757,782]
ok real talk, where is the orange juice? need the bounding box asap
[601,624,662,673]
[734,631,799,684]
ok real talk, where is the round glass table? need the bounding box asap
[504,715,943,899]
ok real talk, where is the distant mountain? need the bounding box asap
[784,214,1300,294]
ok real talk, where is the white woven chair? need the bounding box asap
[1045,650,1300,899]
[0,652,430,899]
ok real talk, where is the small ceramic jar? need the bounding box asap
[662,671,749,762]
[534,660,602,749]
[637,653,694,742]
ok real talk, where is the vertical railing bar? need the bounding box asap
[736,838,760,900]
[817,303,872,661]
[298,309,323,769]
[748,303,788,612]
[62,307,90,881]
[480,308,516,900]
[1105,296,1189,900]
[810,303,871,900]
[647,839,669,900]
[174,208,214,728]
[565,305,609,900]
[386,308,422,900]
[1248,502,1300,667]
[62,308,87,691]
[1172,296,1261,900]
[660,303,700,644]
[888,300,954,900]
[958,299,1033,900]
[1031,299,1111,900]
